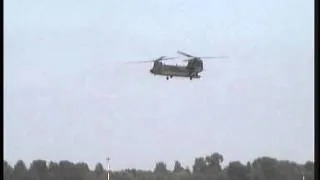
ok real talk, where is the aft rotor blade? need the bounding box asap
[177,51,194,58]
[182,56,229,62]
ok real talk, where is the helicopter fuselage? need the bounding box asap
[129,51,225,80]
[149,59,203,80]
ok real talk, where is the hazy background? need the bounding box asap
[4,0,314,170]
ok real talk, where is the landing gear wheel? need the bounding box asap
[170,75,173,78]
[190,76,193,80]
[166,76,169,80]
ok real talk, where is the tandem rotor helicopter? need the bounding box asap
[128,51,228,80]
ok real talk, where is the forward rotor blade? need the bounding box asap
[154,56,178,61]
[126,60,155,64]
[126,56,178,64]
[198,56,229,59]
[160,57,178,60]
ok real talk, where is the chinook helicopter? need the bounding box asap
[129,51,228,80]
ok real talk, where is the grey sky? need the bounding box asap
[4,0,314,170]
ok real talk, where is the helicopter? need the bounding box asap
[129,51,228,80]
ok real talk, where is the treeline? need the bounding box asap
[4,152,314,180]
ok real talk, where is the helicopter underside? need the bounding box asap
[150,65,201,80]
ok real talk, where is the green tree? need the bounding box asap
[3,161,13,180]
[275,160,302,180]
[227,161,250,180]
[59,160,76,180]
[154,162,168,174]
[205,153,224,174]
[304,161,314,172]
[192,157,207,173]
[184,166,191,175]
[246,162,252,170]
[47,161,61,180]
[302,161,314,180]
[94,163,104,177]
[3,155,314,180]
[75,162,90,179]
[29,159,48,180]
[173,161,184,173]
[252,157,280,180]
[12,160,29,180]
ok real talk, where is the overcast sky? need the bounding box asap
[4,0,314,170]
